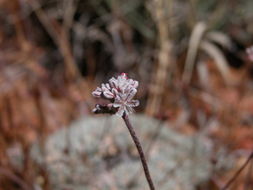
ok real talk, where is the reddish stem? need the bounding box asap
[122,114,155,190]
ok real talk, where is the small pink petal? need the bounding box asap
[112,103,121,108]
[92,91,101,97]
[109,78,118,88]
[105,83,111,89]
[101,83,109,91]
[92,87,102,97]
[128,100,139,107]
[111,88,118,95]
[92,104,101,112]
[126,88,137,101]
[132,81,139,89]
[120,73,128,79]
[103,90,114,99]
[95,87,102,92]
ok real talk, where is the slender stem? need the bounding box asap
[127,121,164,187]
[221,151,253,190]
[122,114,155,190]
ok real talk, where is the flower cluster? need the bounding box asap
[92,73,140,117]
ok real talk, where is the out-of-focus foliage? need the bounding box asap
[0,0,253,189]
[31,115,213,190]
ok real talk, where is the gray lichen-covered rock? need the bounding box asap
[31,115,212,190]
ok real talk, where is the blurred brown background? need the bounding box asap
[0,0,252,189]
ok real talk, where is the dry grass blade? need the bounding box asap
[146,0,174,116]
[63,0,78,35]
[26,0,79,80]
[206,31,233,50]
[197,60,210,88]
[182,22,207,84]
[200,40,231,84]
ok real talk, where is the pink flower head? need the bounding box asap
[92,73,139,117]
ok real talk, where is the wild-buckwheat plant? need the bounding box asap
[92,73,155,190]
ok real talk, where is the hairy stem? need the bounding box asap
[122,114,155,190]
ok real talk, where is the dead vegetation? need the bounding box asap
[0,0,253,189]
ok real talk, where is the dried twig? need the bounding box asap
[221,151,253,190]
